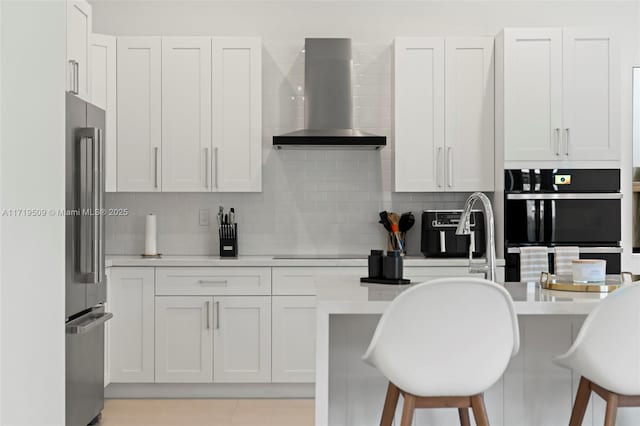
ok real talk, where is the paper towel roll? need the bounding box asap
[144,214,157,255]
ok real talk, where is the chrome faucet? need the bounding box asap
[455,192,497,282]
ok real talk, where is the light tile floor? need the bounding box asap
[101,399,315,426]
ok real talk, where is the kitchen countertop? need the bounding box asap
[316,281,606,315]
[106,255,506,268]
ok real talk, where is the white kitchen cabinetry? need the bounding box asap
[444,37,495,191]
[272,296,317,383]
[114,36,262,193]
[155,295,271,383]
[161,38,212,192]
[212,38,262,192]
[394,38,444,192]
[499,28,562,161]
[394,37,494,192]
[90,33,117,192]
[109,267,155,383]
[213,296,271,383]
[66,0,92,101]
[116,37,162,192]
[155,296,213,383]
[562,29,618,160]
[499,28,618,162]
[155,267,271,296]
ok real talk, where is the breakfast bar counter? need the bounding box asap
[315,281,640,426]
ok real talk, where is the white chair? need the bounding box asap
[362,277,520,426]
[555,283,640,426]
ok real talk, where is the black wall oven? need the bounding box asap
[505,169,622,281]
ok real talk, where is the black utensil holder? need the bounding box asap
[219,224,238,258]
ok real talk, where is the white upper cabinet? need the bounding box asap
[499,28,618,163]
[113,36,262,193]
[500,28,564,161]
[90,34,117,192]
[394,38,445,192]
[162,38,212,192]
[444,37,495,191]
[66,0,92,101]
[394,37,494,192]
[562,29,618,160]
[212,38,262,192]
[116,37,162,192]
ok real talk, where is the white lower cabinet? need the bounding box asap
[155,296,213,383]
[109,267,155,383]
[272,296,317,383]
[213,296,271,383]
[154,295,271,383]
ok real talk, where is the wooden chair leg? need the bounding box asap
[569,376,592,426]
[400,393,416,426]
[458,407,471,426]
[604,393,618,426]
[471,394,490,426]
[380,382,400,426]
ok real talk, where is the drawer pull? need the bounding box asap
[198,279,228,286]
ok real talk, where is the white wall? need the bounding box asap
[1,2,66,425]
[92,1,640,263]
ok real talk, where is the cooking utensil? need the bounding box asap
[378,211,392,232]
[399,212,415,233]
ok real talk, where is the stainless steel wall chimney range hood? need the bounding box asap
[272,38,386,150]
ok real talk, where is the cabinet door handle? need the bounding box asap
[214,147,219,189]
[154,147,159,189]
[554,128,560,156]
[564,128,570,156]
[215,301,220,330]
[205,301,211,330]
[75,61,80,95]
[198,279,228,286]
[436,147,443,188]
[447,147,453,188]
[204,147,209,189]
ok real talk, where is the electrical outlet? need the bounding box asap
[199,209,210,227]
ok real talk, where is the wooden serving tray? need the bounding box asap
[539,271,631,293]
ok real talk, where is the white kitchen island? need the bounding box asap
[315,281,640,426]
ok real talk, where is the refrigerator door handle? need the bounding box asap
[77,127,101,284]
[66,312,113,335]
[97,128,105,283]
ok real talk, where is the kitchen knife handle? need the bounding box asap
[554,128,560,156]
[154,147,159,189]
[204,147,209,189]
[564,128,570,156]
[205,301,211,329]
[447,147,453,188]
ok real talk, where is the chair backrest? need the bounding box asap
[362,277,519,397]
[561,283,640,394]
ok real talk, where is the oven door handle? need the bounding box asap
[507,193,623,200]
[507,247,623,254]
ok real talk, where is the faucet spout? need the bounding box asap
[456,192,497,282]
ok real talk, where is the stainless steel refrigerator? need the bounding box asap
[65,93,112,426]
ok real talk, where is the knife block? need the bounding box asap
[219,224,238,258]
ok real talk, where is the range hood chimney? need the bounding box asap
[272,38,386,150]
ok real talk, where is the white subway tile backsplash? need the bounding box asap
[106,41,472,256]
